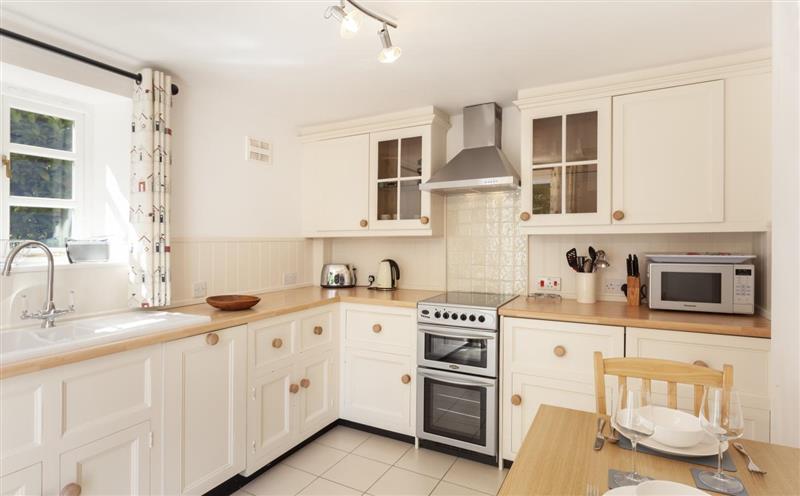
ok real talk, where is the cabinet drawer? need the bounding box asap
[503,318,624,381]
[300,311,334,353]
[344,308,414,351]
[250,318,298,373]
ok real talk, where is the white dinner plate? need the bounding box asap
[603,486,637,495]
[611,417,728,457]
[635,480,709,495]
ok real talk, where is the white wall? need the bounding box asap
[769,0,800,448]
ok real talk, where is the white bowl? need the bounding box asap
[650,406,704,448]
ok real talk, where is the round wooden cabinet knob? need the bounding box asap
[520,211,531,221]
[300,378,311,389]
[553,345,567,357]
[613,210,625,221]
[289,384,300,394]
[313,325,324,335]
[693,360,709,368]
[272,338,283,349]
[511,394,522,406]
[401,374,411,384]
[360,219,368,228]
[61,483,82,496]
[419,216,430,225]
[206,333,219,346]
[372,324,382,333]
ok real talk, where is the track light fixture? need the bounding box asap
[324,0,401,63]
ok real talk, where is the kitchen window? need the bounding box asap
[1,95,85,254]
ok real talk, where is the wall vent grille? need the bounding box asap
[245,137,273,164]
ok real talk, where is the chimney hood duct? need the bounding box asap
[420,102,520,193]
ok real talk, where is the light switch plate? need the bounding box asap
[283,272,297,286]
[192,281,207,298]
[535,276,561,291]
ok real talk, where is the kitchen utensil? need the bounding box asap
[633,255,640,277]
[594,417,606,450]
[374,259,400,290]
[577,256,586,272]
[594,250,610,269]
[206,295,261,311]
[589,245,597,262]
[566,248,579,272]
[649,406,704,448]
[698,387,746,493]
[626,255,633,277]
[733,442,767,474]
[613,385,656,486]
[605,427,621,444]
[320,263,357,288]
[583,258,594,273]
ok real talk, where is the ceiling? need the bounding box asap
[0,1,771,125]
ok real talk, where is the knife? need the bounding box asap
[593,417,606,450]
[633,255,639,277]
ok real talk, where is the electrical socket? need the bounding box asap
[534,276,561,291]
[283,272,298,286]
[192,281,207,298]
[603,279,626,294]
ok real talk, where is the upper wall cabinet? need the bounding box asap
[301,107,449,238]
[515,51,771,234]
[519,98,611,227]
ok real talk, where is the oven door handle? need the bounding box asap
[417,326,496,340]
[417,368,497,387]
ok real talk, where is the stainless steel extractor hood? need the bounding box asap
[420,102,520,193]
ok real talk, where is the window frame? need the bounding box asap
[1,93,87,254]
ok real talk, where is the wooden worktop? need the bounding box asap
[499,297,770,338]
[0,286,440,380]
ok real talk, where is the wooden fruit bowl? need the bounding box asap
[206,295,261,311]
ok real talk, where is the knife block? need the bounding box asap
[626,276,642,306]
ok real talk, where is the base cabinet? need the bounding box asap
[0,464,41,496]
[163,326,247,495]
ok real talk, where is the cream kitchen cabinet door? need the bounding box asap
[297,352,338,438]
[612,80,725,225]
[0,464,41,496]
[163,326,247,495]
[246,365,296,475]
[301,134,370,234]
[59,422,151,496]
[341,349,414,435]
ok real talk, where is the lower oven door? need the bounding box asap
[417,325,497,377]
[416,367,497,456]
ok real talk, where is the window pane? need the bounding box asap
[531,167,562,215]
[9,153,73,199]
[399,179,421,219]
[378,139,398,179]
[400,136,422,177]
[9,207,72,248]
[377,181,398,220]
[532,116,562,165]
[565,163,597,213]
[565,111,598,162]
[10,108,74,151]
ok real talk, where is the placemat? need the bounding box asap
[617,436,736,471]
[691,467,749,496]
[607,469,653,489]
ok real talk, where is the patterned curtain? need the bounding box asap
[129,69,172,308]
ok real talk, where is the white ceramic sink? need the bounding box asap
[0,311,211,364]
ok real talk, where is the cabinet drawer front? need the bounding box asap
[345,309,414,351]
[504,318,624,381]
[0,377,44,462]
[626,328,770,402]
[250,318,297,372]
[60,347,157,439]
[300,311,334,352]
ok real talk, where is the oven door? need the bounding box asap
[416,367,497,455]
[649,263,734,313]
[417,325,497,377]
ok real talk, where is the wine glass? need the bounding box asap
[698,387,745,493]
[612,384,656,487]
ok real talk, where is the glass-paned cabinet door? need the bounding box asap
[370,126,431,230]
[521,98,610,227]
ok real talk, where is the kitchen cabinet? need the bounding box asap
[301,106,449,237]
[0,464,41,496]
[612,81,724,225]
[500,318,624,461]
[247,365,295,471]
[59,421,151,496]
[626,327,771,442]
[163,326,246,495]
[519,98,611,227]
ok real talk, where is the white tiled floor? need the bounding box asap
[240,426,508,496]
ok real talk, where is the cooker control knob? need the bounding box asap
[478,315,486,323]
[451,313,458,320]
[469,315,476,322]
[460,314,467,321]
[442,312,450,319]
[434,311,441,319]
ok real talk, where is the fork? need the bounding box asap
[733,442,767,474]
[585,483,600,496]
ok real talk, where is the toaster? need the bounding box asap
[320,264,356,288]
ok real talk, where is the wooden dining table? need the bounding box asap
[499,405,800,495]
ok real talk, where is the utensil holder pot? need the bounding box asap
[576,272,597,304]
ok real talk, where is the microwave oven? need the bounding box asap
[647,256,755,315]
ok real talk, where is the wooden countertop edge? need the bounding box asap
[0,293,421,380]
[498,308,771,338]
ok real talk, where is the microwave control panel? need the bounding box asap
[733,264,755,313]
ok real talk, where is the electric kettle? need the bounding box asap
[374,259,400,290]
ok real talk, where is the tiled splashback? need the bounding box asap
[447,191,528,294]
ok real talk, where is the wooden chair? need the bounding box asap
[593,351,733,416]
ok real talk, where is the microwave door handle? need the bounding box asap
[418,326,496,340]
[418,369,496,387]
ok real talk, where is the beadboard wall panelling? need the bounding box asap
[447,191,528,295]
[528,232,768,311]
[170,238,314,305]
[328,237,446,290]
